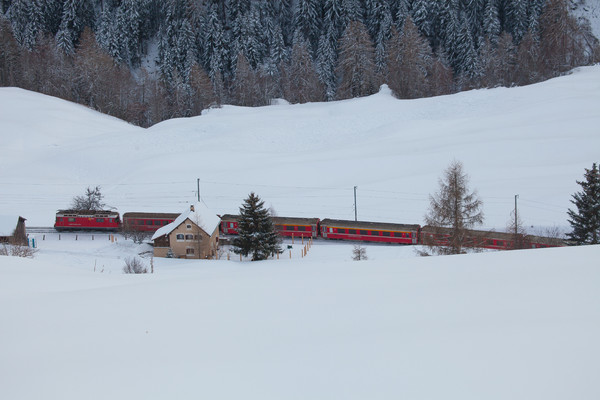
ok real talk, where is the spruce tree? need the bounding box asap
[232,192,282,261]
[567,163,600,245]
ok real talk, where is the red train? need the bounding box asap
[219,214,563,250]
[54,210,120,231]
[54,210,178,233]
[54,209,563,250]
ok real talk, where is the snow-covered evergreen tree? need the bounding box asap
[317,23,338,100]
[232,192,282,261]
[483,0,501,44]
[410,0,432,38]
[366,0,392,71]
[567,163,600,245]
[505,0,529,43]
[294,0,321,55]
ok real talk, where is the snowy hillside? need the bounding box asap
[1,66,600,232]
[1,68,600,400]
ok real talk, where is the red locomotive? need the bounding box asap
[54,210,120,231]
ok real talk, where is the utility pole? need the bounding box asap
[514,194,519,237]
[354,186,357,221]
[197,178,200,202]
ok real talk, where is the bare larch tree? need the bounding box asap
[424,160,484,255]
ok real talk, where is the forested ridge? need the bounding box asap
[0,0,598,127]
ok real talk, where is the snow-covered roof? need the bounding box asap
[151,202,221,241]
[0,215,23,236]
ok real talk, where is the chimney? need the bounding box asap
[190,205,195,212]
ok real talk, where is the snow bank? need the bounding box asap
[1,243,599,400]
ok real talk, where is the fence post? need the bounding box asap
[76,235,78,241]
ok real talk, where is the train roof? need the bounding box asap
[272,216,320,225]
[320,218,420,231]
[123,212,180,219]
[56,209,119,216]
[220,214,320,225]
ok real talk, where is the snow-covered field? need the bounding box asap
[1,234,600,400]
[1,67,600,399]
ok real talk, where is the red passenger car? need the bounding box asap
[320,219,420,245]
[54,210,120,231]
[420,226,564,250]
[272,216,320,238]
[122,212,179,232]
[220,214,320,238]
[220,214,240,235]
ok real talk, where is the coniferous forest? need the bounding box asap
[0,0,598,127]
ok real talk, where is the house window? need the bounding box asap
[187,224,192,229]
[176,234,184,241]
[185,234,194,240]
[186,248,195,255]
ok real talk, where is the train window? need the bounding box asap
[497,240,504,246]
[371,231,379,236]
[68,218,75,222]
[382,231,391,237]
[360,230,368,235]
[96,218,104,223]
[337,228,346,234]
[285,226,295,231]
[298,226,306,231]
[348,229,356,234]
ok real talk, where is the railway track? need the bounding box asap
[27,227,56,234]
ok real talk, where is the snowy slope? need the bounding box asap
[1,66,600,232]
[1,69,600,400]
[1,241,600,400]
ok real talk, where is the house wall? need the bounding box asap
[153,218,219,259]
